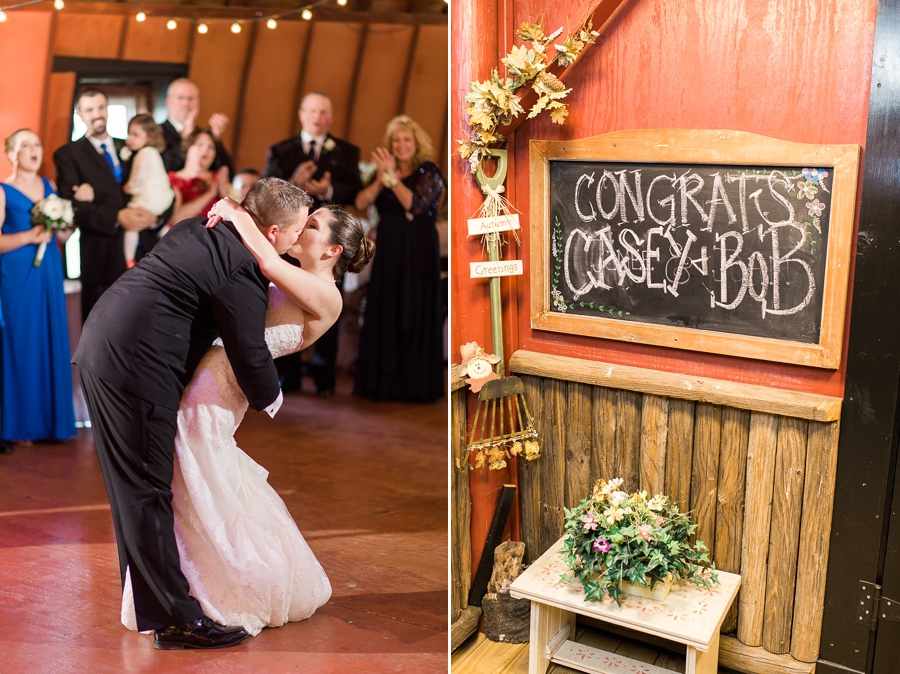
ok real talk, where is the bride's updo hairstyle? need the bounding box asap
[243,177,313,233]
[318,203,375,280]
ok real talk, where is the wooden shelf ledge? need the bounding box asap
[508,350,841,422]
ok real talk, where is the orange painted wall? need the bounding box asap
[0,12,52,152]
[451,0,878,573]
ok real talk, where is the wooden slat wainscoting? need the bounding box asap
[509,350,841,670]
[451,374,481,651]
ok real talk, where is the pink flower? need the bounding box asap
[593,537,611,553]
[582,512,598,531]
[639,523,653,541]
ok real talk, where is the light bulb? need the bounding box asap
[166,19,177,30]
[135,11,146,22]
[0,10,7,22]
[230,22,241,33]
[301,8,312,20]
[266,18,277,29]
[54,0,65,9]
[197,22,208,34]
[337,0,347,5]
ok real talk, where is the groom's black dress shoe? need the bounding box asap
[154,615,249,650]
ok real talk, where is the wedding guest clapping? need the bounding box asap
[0,129,76,444]
[353,115,445,402]
[169,128,229,225]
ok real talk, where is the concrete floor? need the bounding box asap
[0,375,448,673]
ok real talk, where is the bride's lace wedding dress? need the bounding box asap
[121,285,332,636]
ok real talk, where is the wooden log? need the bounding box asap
[591,386,617,482]
[541,379,567,550]
[690,403,722,548]
[450,605,482,652]
[762,416,808,654]
[451,387,471,623]
[639,394,669,495]
[737,412,779,646]
[716,407,750,634]
[519,375,544,565]
[615,390,642,488]
[791,419,841,662]
[665,398,695,511]
[719,634,815,674]
[509,350,842,422]
[564,381,593,508]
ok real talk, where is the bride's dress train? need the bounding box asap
[121,285,332,635]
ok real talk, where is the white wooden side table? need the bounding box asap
[509,536,741,674]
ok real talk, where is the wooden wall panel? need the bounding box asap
[188,23,252,154]
[450,386,470,623]
[301,23,366,141]
[691,403,723,548]
[120,15,190,63]
[347,24,416,160]
[540,379,566,553]
[590,387,616,484]
[665,398,695,510]
[53,14,124,58]
[563,382,592,508]
[0,11,52,144]
[234,22,311,172]
[519,375,543,564]
[41,72,77,178]
[639,394,668,496]
[614,390,641,488]
[402,23,448,169]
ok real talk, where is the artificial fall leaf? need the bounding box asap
[550,104,569,124]
[524,440,541,460]
[476,130,500,144]
[510,441,523,456]
[515,22,545,44]
[456,141,473,159]
[474,450,486,469]
[466,105,495,130]
[527,95,550,119]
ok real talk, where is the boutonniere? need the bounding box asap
[322,138,337,154]
[119,146,132,162]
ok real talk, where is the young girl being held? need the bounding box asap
[122,114,174,266]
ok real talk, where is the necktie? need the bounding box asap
[100,143,122,183]
[307,139,317,163]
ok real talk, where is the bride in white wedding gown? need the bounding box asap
[121,199,375,636]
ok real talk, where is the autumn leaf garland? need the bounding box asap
[458,18,600,173]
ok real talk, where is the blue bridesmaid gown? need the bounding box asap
[0,178,76,441]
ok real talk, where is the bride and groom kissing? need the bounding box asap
[73,177,374,649]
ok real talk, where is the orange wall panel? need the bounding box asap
[234,21,310,172]
[452,0,878,399]
[0,12,52,146]
[53,13,124,59]
[120,15,191,63]
[348,24,416,161]
[403,24,449,170]
[188,23,252,155]
[301,23,365,140]
[41,72,78,178]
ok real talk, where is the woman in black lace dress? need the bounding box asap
[353,115,445,402]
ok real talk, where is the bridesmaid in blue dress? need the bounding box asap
[0,129,76,444]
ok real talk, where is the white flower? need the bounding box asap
[610,490,628,507]
[119,146,132,161]
[62,200,74,225]
[322,138,336,153]
[43,196,64,220]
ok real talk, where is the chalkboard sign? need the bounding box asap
[529,131,860,368]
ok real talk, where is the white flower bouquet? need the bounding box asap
[30,194,75,267]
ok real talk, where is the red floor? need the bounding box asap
[0,377,448,673]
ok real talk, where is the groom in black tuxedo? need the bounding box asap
[263,91,362,395]
[54,88,160,321]
[73,178,311,649]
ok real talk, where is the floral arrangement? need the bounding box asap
[457,17,599,173]
[30,194,74,267]
[561,478,718,605]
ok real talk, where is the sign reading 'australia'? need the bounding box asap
[548,161,832,344]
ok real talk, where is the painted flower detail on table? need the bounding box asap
[796,179,818,200]
[806,199,826,217]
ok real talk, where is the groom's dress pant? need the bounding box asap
[80,369,203,632]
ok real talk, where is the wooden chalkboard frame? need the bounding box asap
[529,129,860,369]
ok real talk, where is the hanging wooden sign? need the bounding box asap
[467,214,521,236]
[471,260,524,279]
[530,130,860,368]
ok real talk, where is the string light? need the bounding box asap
[337,0,347,5]
[53,0,64,9]
[230,21,241,33]
[166,18,176,29]
[197,22,208,34]
[266,18,277,29]
[301,8,312,19]
[135,11,146,22]
[0,9,7,22]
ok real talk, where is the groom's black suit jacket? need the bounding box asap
[72,217,280,412]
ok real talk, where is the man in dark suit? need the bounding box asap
[73,178,310,649]
[160,78,234,176]
[263,91,363,395]
[54,88,159,321]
